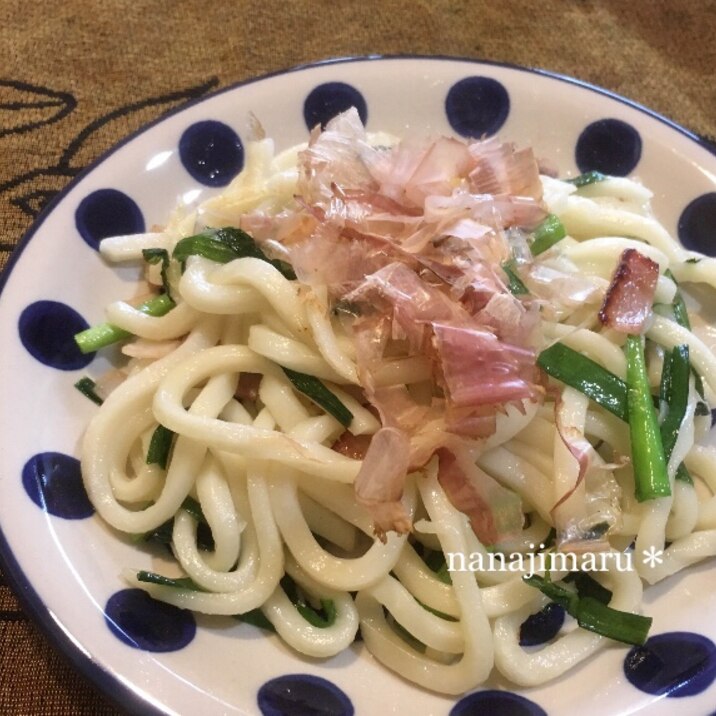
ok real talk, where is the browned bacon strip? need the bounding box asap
[598,249,659,334]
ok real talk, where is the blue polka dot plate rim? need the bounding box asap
[0,56,715,716]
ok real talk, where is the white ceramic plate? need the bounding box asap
[1,57,716,716]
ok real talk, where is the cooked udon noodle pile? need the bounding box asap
[78,109,716,693]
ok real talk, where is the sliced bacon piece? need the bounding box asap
[332,431,372,460]
[235,372,263,403]
[598,248,659,334]
[437,446,523,545]
[354,427,412,541]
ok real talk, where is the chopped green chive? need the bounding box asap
[565,170,608,188]
[280,574,337,628]
[180,495,208,524]
[234,609,276,632]
[422,549,452,585]
[531,214,567,255]
[625,335,670,501]
[524,574,652,645]
[665,270,709,416]
[132,520,173,546]
[132,496,214,551]
[74,376,104,405]
[136,570,202,590]
[666,269,691,331]
[564,571,612,604]
[502,259,529,295]
[537,342,628,421]
[173,226,296,280]
[146,424,175,470]
[659,345,689,466]
[416,598,457,621]
[142,247,173,301]
[281,368,353,427]
[540,341,686,494]
[658,345,695,485]
[297,599,337,628]
[74,293,175,354]
[391,616,426,652]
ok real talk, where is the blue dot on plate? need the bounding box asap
[19,300,93,370]
[624,631,716,697]
[303,82,367,131]
[22,452,94,519]
[75,188,145,250]
[105,588,196,652]
[451,690,547,716]
[519,602,565,646]
[257,674,354,716]
[575,118,642,176]
[445,76,510,138]
[178,120,244,187]
[678,193,716,255]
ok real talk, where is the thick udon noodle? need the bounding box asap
[80,128,716,694]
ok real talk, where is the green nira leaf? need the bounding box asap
[74,293,175,354]
[565,571,612,604]
[136,570,202,590]
[531,214,566,255]
[524,574,651,645]
[132,496,214,551]
[625,335,670,502]
[142,247,173,300]
[665,269,692,330]
[234,609,276,632]
[502,259,529,295]
[173,227,296,279]
[422,549,452,585]
[280,574,337,628]
[282,368,353,427]
[537,342,628,421]
[74,376,103,405]
[565,170,608,188]
[146,425,175,470]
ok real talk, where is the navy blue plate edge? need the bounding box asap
[0,54,715,716]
